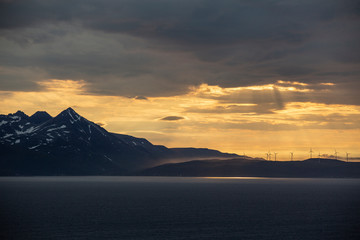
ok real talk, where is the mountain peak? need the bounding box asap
[66,107,81,118]
[65,107,77,114]
[14,110,28,118]
[29,111,53,124]
[60,107,80,117]
[30,111,51,117]
[54,107,83,124]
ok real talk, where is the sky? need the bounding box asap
[0,0,359,160]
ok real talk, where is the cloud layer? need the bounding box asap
[0,0,359,104]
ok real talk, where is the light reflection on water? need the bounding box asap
[203,176,269,179]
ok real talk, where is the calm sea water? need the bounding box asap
[0,177,359,240]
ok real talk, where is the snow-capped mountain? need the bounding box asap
[0,110,35,145]
[0,108,238,175]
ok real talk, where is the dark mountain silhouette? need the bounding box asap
[140,158,360,178]
[0,108,238,175]
[29,111,53,124]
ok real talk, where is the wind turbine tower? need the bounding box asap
[310,148,313,159]
[334,149,338,160]
[346,152,350,162]
[290,152,293,161]
[274,152,277,162]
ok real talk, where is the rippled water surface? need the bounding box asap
[0,177,359,239]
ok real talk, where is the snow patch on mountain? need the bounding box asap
[15,126,36,135]
[68,109,81,124]
[47,125,66,132]
[104,155,113,162]
[0,120,8,126]
[28,144,41,150]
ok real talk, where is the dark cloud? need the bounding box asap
[0,0,359,104]
[134,96,148,100]
[160,116,184,121]
[193,81,360,108]
[1,0,357,44]
[95,122,106,127]
[0,91,13,98]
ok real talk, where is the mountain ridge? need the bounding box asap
[140,157,360,178]
[0,108,239,175]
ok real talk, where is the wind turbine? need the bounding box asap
[268,152,272,161]
[265,153,269,161]
[290,152,293,161]
[334,149,338,160]
[274,152,277,162]
[346,152,350,162]
[309,148,313,159]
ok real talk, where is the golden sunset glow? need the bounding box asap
[1,79,359,161]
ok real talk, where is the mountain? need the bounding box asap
[0,108,238,175]
[29,111,52,124]
[140,158,360,178]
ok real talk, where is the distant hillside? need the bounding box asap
[140,158,360,178]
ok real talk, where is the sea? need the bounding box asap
[0,177,359,240]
